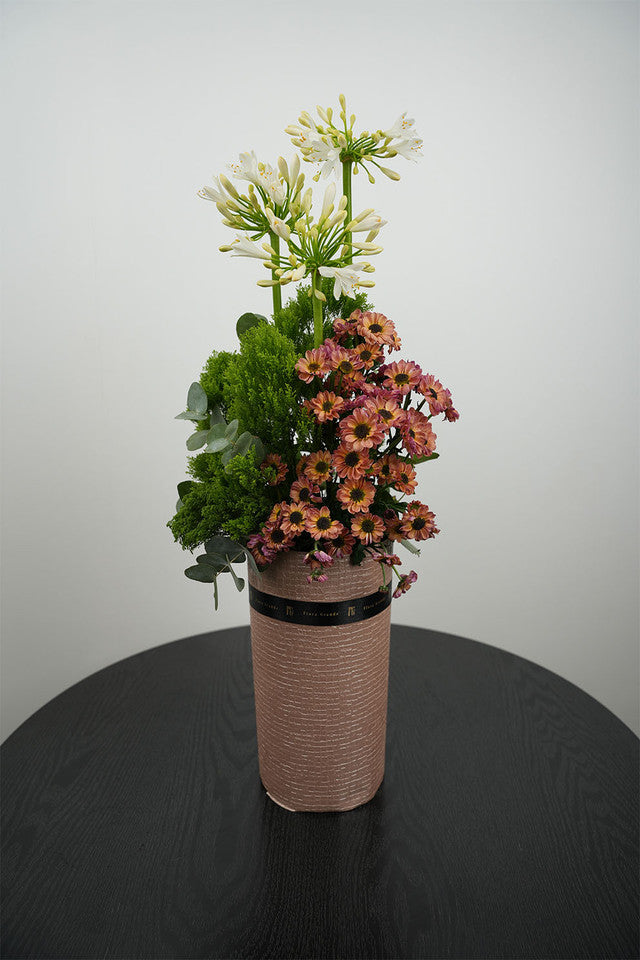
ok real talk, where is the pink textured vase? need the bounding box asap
[248,551,392,812]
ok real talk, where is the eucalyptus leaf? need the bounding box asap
[177,481,195,499]
[209,405,225,426]
[236,312,267,338]
[231,432,252,458]
[175,410,209,422]
[186,430,209,451]
[206,437,230,454]
[221,447,234,467]
[206,422,227,442]
[249,436,265,463]
[176,499,183,512]
[225,419,239,440]
[241,545,260,575]
[205,536,245,563]
[226,561,245,592]
[187,382,208,415]
[400,538,421,556]
[197,554,229,573]
[184,564,217,583]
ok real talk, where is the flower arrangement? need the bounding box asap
[169,96,458,607]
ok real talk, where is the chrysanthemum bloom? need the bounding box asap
[304,450,333,484]
[339,407,386,451]
[393,570,418,599]
[388,332,402,352]
[280,502,309,536]
[400,501,439,541]
[351,512,385,545]
[417,374,450,415]
[263,523,293,552]
[333,316,359,339]
[308,390,346,423]
[371,455,394,485]
[332,444,372,480]
[356,311,398,347]
[289,477,322,504]
[384,512,405,541]
[369,551,402,566]
[303,549,333,584]
[247,533,276,566]
[325,529,356,558]
[389,457,418,495]
[444,398,460,422]
[397,409,436,457]
[352,342,383,370]
[295,347,331,383]
[306,506,345,540]
[336,477,376,514]
[363,395,402,428]
[326,345,359,379]
[260,452,288,485]
[381,359,422,395]
[265,501,287,527]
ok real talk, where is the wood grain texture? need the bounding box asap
[249,553,390,812]
[1,626,638,960]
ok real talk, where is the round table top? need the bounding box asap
[2,626,638,960]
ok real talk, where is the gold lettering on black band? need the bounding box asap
[249,583,392,626]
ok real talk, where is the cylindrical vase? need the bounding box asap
[248,551,392,813]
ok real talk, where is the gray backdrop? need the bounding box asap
[2,0,638,739]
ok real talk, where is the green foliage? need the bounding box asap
[272,280,372,353]
[200,350,234,415]
[168,450,273,551]
[224,323,311,460]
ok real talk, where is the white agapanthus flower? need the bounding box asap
[197,178,228,204]
[319,263,367,299]
[227,152,286,206]
[383,112,419,140]
[265,207,291,241]
[226,234,272,260]
[391,137,423,162]
[348,213,387,233]
[305,137,342,179]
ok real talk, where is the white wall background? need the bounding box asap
[2,0,638,740]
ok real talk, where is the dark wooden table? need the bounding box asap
[1,626,638,960]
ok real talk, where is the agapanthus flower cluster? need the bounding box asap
[247,308,458,597]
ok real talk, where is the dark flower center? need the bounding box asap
[315,460,330,474]
[362,518,375,533]
[412,517,426,530]
[360,349,373,361]
[338,361,355,375]
[322,400,333,411]
[271,529,286,543]
[379,408,393,420]
[345,451,360,467]
[317,516,332,530]
[290,510,304,525]
[368,323,383,333]
[394,373,410,384]
[354,423,371,439]
[298,487,311,501]
[350,488,365,502]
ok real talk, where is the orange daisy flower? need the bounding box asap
[263,523,293,551]
[371,455,394,485]
[363,395,402,428]
[400,501,439,541]
[397,409,436,458]
[388,457,417,495]
[308,391,346,423]
[350,512,385,545]
[356,311,398,347]
[417,374,450,415]
[381,360,422,395]
[295,347,331,383]
[352,342,383,370]
[260,452,288,485]
[289,478,322,504]
[280,502,309,536]
[339,408,386,451]
[304,450,333,484]
[306,506,345,540]
[332,444,372,480]
[326,529,357,558]
[384,513,405,541]
[327,345,359,379]
[336,478,376,514]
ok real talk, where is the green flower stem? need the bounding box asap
[342,159,353,265]
[269,231,282,315]
[311,269,324,348]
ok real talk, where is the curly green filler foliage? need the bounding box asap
[168,450,273,550]
[224,323,312,459]
[273,280,371,354]
[200,350,234,415]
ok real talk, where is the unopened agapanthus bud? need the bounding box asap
[336,133,347,148]
[277,157,289,182]
[302,188,313,213]
[218,175,239,199]
[219,244,234,252]
[379,166,401,181]
[313,288,326,302]
[257,278,278,287]
[317,105,329,123]
[339,93,346,111]
[367,170,376,184]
